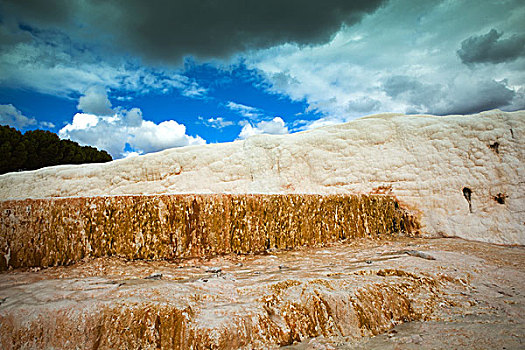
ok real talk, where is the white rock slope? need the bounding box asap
[0,110,523,244]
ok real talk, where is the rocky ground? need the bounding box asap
[287,239,524,350]
[0,237,523,349]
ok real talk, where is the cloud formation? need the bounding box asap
[2,0,386,63]
[59,111,205,159]
[77,87,114,116]
[383,75,517,115]
[201,117,235,130]
[0,104,36,129]
[0,18,208,97]
[226,101,262,119]
[383,76,444,112]
[247,0,525,122]
[457,29,525,65]
[59,90,205,158]
[238,117,289,139]
[434,78,516,115]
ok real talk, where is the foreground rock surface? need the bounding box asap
[1,110,524,244]
[1,238,523,349]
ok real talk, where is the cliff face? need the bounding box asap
[0,110,523,244]
[0,194,418,270]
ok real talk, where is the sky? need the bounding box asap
[0,0,524,159]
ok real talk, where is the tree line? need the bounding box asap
[0,125,112,175]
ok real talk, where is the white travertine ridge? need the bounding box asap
[1,110,523,244]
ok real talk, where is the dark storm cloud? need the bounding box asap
[383,76,443,108]
[457,29,525,65]
[2,0,386,64]
[383,76,517,115]
[441,80,516,115]
[1,0,75,24]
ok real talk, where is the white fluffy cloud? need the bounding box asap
[238,117,288,139]
[59,90,205,158]
[0,104,36,128]
[59,110,205,158]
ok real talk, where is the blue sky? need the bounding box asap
[1,0,524,158]
[0,61,320,144]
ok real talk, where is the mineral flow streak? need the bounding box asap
[0,194,418,270]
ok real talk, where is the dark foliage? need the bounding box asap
[0,125,112,174]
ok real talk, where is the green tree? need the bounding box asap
[0,126,26,173]
[0,125,112,174]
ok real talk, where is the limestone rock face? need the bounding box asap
[0,110,523,244]
[0,194,418,270]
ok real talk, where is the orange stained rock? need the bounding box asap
[0,194,419,270]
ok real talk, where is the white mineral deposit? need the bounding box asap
[1,110,523,244]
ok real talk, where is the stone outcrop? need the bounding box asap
[0,269,437,349]
[1,238,523,349]
[0,194,418,270]
[0,110,523,244]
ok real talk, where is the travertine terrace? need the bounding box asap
[1,110,523,244]
[0,239,523,349]
[0,110,524,348]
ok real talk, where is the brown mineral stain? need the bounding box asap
[0,194,419,270]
